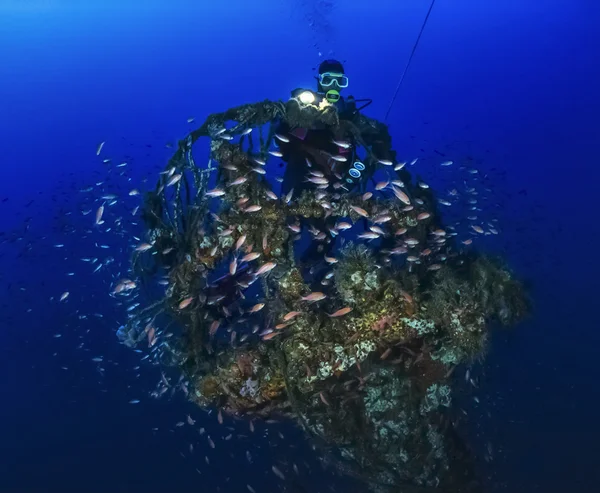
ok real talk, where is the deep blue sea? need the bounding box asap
[1,1,599,492]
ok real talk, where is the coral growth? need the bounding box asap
[124,97,526,493]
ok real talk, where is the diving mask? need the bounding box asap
[318,72,349,88]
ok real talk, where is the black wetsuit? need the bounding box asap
[274,91,404,278]
[277,91,403,196]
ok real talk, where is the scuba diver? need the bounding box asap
[273,59,405,280]
[277,59,402,196]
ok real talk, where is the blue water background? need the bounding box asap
[1,1,599,492]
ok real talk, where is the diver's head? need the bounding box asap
[317,59,348,104]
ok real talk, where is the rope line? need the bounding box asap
[384,0,437,122]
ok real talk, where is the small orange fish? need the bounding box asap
[146,326,156,347]
[178,296,194,309]
[350,205,369,218]
[358,232,380,240]
[166,174,182,187]
[417,212,431,220]
[248,303,265,313]
[262,331,280,341]
[135,243,153,252]
[209,320,220,335]
[95,204,105,225]
[206,188,225,197]
[372,214,391,224]
[285,188,294,204]
[283,311,302,321]
[375,180,389,191]
[391,186,411,205]
[390,246,408,255]
[96,141,105,155]
[255,262,276,276]
[271,465,285,480]
[113,282,125,294]
[228,176,248,187]
[235,235,247,251]
[244,205,262,213]
[307,176,329,185]
[327,307,353,317]
[301,292,327,302]
[319,391,330,406]
[241,252,261,262]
